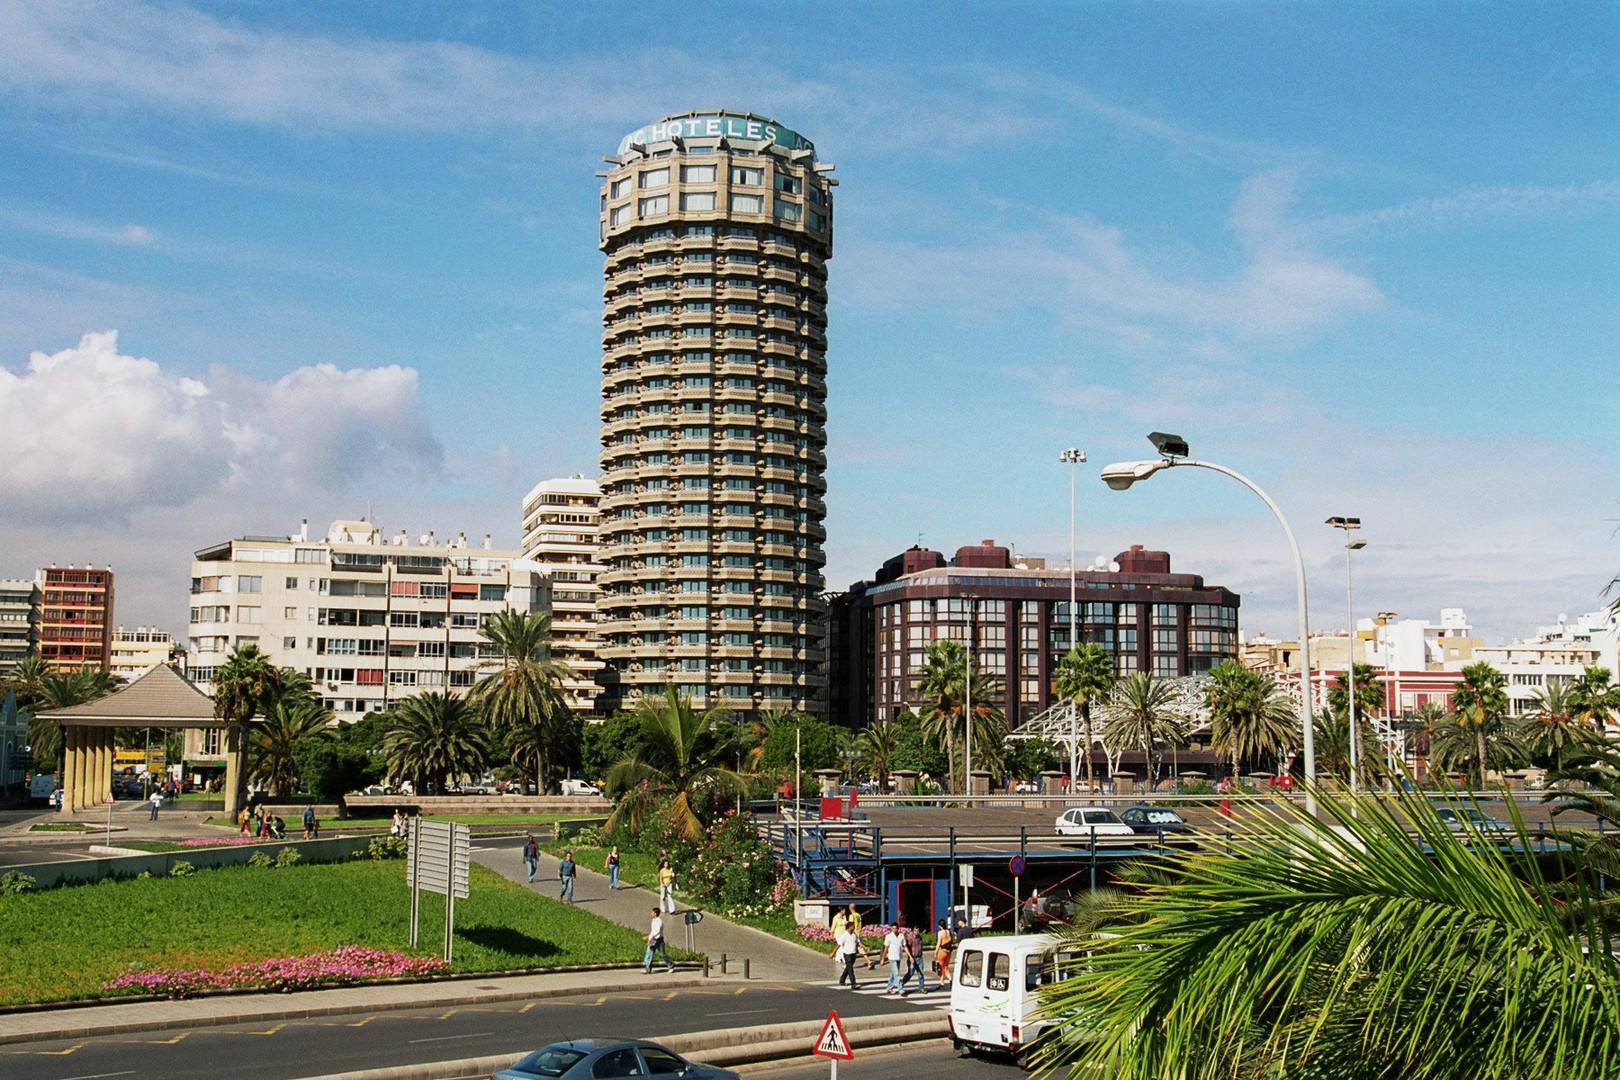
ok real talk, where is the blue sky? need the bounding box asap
[0,0,1615,643]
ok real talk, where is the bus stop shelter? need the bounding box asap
[38,664,239,815]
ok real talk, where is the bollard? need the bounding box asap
[720,952,727,974]
[744,957,751,979]
[703,957,711,978]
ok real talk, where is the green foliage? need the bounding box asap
[759,716,842,772]
[274,848,301,869]
[168,861,196,877]
[295,738,378,803]
[604,688,747,842]
[248,697,334,796]
[888,710,949,777]
[581,711,645,781]
[0,860,650,1005]
[1035,786,1620,1080]
[364,836,408,860]
[247,851,275,868]
[1003,735,1059,780]
[1053,643,1116,787]
[913,638,1008,791]
[682,809,788,918]
[0,871,36,895]
[382,691,488,792]
[1207,660,1298,777]
[474,609,577,793]
[1102,672,1189,783]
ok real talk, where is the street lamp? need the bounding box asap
[1326,517,1368,793]
[1100,434,1319,816]
[964,594,976,800]
[1060,448,1086,791]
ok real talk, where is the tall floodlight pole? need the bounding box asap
[964,595,975,800]
[1060,448,1086,787]
[1100,433,1318,817]
[1327,517,1367,793]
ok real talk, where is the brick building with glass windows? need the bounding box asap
[37,566,114,672]
[826,540,1241,728]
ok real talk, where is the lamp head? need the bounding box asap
[1147,431,1190,458]
[1059,448,1086,464]
[1347,539,1368,551]
[1100,459,1172,490]
[1325,516,1362,529]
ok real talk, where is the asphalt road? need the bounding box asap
[743,1039,1025,1080]
[0,981,946,1080]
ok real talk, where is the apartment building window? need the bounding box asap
[610,204,631,225]
[418,641,445,658]
[610,177,630,198]
[479,584,505,601]
[640,167,669,188]
[681,164,716,183]
[773,199,801,222]
[729,193,764,214]
[730,166,764,185]
[639,195,669,216]
[681,192,716,211]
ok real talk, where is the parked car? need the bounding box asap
[1117,805,1195,835]
[1015,887,1073,932]
[1435,807,1511,835]
[493,1039,739,1080]
[559,779,600,797]
[1054,806,1133,838]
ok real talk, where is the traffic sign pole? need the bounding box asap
[1009,855,1025,930]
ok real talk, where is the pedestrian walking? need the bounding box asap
[148,788,163,820]
[559,849,577,903]
[606,846,621,890]
[657,858,675,913]
[522,833,539,882]
[934,918,955,985]
[835,924,860,989]
[902,919,928,994]
[644,908,674,973]
[302,804,315,840]
[238,806,251,835]
[390,809,405,837]
[883,923,905,994]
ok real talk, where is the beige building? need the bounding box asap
[520,475,606,718]
[595,111,833,719]
[185,519,548,722]
[110,626,175,682]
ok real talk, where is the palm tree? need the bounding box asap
[473,609,575,794]
[604,687,744,842]
[27,667,120,768]
[212,644,282,809]
[382,691,488,794]
[1569,666,1620,732]
[913,640,966,791]
[1101,672,1188,785]
[1206,660,1297,780]
[1452,661,1510,787]
[1429,713,1530,784]
[851,718,899,792]
[1053,644,1116,792]
[1522,680,1594,772]
[247,698,333,796]
[1034,788,1620,1079]
[1544,736,1620,881]
[2,655,49,710]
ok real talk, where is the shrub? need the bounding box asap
[168,861,196,877]
[136,871,153,880]
[684,809,790,918]
[274,849,301,869]
[0,871,36,895]
[248,851,275,868]
[365,836,406,860]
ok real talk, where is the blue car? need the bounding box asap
[494,1039,740,1080]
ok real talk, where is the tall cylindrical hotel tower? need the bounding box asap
[595,111,833,720]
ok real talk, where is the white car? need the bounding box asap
[1054,806,1134,838]
[559,779,600,796]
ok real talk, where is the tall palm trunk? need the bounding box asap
[1082,702,1095,792]
[1477,727,1489,788]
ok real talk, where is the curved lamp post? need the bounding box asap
[1100,433,1317,816]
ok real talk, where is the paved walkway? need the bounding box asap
[477,839,828,982]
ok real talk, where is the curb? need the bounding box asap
[291,1012,949,1080]
[0,974,719,1046]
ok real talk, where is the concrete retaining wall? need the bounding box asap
[12,835,378,889]
[345,795,609,815]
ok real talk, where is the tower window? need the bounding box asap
[729,194,763,214]
[640,168,670,188]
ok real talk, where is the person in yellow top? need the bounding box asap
[830,906,849,941]
[658,858,675,913]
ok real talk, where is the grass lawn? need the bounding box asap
[0,858,652,1006]
[27,822,97,833]
[541,841,662,893]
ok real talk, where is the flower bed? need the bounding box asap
[795,922,894,944]
[102,945,448,999]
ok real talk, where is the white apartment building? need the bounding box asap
[519,475,606,718]
[0,578,38,668]
[186,519,548,718]
[110,626,174,682]
[1472,608,1620,719]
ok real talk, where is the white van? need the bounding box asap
[948,933,1080,1063]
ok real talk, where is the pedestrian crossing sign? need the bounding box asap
[813,1009,854,1060]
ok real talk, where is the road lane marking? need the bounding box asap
[409,1032,493,1044]
[58,1072,134,1080]
[31,1044,85,1055]
[710,1008,774,1017]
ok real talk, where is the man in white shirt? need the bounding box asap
[835,925,860,989]
[883,923,906,994]
[644,907,674,974]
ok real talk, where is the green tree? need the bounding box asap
[1429,714,1530,783]
[1521,680,1594,772]
[1206,660,1297,779]
[26,667,120,769]
[212,644,283,810]
[1452,661,1511,787]
[382,691,488,794]
[1052,643,1116,792]
[473,609,576,794]
[760,715,842,773]
[2,656,49,710]
[1326,661,1386,724]
[1034,789,1620,1079]
[1569,666,1620,731]
[1003,735,1059,781]
[604,687,745,842]
[913,640,966,790]
[1101,672,1188,785]
[580,711,645,781]
[247,697,333,797]
[852,718,899,791]
[913,639,1007,791]
[887,709,949,780]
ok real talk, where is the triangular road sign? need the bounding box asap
[813,1009,854,1060]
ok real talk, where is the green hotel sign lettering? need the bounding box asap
[617,114,814,159]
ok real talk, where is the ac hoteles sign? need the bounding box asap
[616,111,816,158]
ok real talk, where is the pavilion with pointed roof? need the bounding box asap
[38,664,245,815]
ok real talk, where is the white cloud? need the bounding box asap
[1312,178,1620,238]
[0,331,442,521]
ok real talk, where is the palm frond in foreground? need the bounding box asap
[1033,787,1620,1080]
